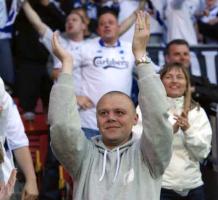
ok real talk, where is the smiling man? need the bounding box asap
[96,91,138,149]
[49,11,173,200]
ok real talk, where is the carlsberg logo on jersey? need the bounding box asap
[93,56,129,69]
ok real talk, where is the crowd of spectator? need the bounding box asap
[0,0,217,117]
[0,0,218,200]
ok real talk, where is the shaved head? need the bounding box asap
[97,91,136,114]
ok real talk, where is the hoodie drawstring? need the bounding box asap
[99,149,107,181]
[113,148,120,182]
[99,148,121,182]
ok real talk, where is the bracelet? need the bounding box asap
[135,54,151,65]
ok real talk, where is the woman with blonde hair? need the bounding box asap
[133,62,212,200]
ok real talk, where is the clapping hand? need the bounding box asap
[52,32,73,75]
[0,169,17,200]
[174,112,190,132]
[21,180,39,200]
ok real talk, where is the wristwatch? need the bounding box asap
[135,54,151,65]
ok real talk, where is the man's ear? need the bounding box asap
[117,24,122,36]
[118,24,121,31]
[96,116,100,129]
[165,55,170,63]
[82,23,86,32]
[133,113,139,126]
[97,26,101,36]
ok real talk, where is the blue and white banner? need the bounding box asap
[147,45,218,84]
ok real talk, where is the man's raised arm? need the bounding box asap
[48,32,89,177]
[119,0,146,36]
[22,1,48,36]
[132,11,173,178]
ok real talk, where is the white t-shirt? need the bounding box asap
[78,38,135,130]
[40,28,84,95]
[165,0,200,45]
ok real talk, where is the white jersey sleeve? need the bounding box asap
[53,37,84,95]
[39,27,54,54]
[6,95,29,150]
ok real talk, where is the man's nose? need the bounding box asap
[180,55,186,61]
[104,23,110,28]
[107,113,116,122]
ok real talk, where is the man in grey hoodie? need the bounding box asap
[48,11,173,200]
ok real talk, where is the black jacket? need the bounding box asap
[191,75,218,115]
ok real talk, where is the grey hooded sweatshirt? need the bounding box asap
[48,62,173,200]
